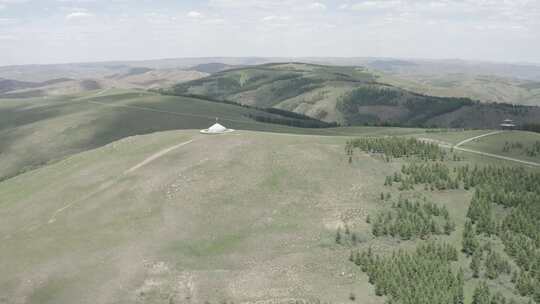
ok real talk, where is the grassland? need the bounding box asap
[1,124,539,303]
[0,130,394,304]
[460,131,540,163]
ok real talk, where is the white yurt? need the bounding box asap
[200,119,234,134]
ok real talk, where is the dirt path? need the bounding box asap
[48,138,196,224]
[447,131,540,167]
[48,179,118,224]
[454,146,540,167]
[454,131,503,148]
[124,139,195,174]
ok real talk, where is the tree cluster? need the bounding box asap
[472,281,516,304]
[351,242,463,304]
[467,241,511,280]
[371,197,454,240]
[502,141,524,153]
[502,141,540,158]
[347,137,447,161]
[335,225,361,247]
[526,141,540,157]
[396,162,460,191]
[463,166,540,303]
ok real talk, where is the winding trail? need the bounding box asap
[454,131,504,148]
[453,146,540,167]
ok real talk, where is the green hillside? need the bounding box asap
[1,128,538,304]
[377,72,540,107]
[0,89,343,182]
[169,63,377,122]
[0,88,434,182]
[2,69,540,304]
[169,63,540,129]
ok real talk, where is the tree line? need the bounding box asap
[347,137,447,161]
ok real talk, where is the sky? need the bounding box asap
[0,0,539,66]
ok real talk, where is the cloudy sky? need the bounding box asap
[0,0,539,66]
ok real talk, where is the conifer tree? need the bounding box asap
[471,249,482,278]
[472,282,491,304]
[336,228,342,244]
[463,220,479,256]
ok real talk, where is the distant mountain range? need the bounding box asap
[166,63,540,129]
[2,57,540,129]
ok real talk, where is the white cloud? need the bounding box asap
[349,0,403,11]
[1,0,539,65]
[0,0,27,9]
[0,34,15,40]
[209,0,316,10]
[65,11,94,20]
[0,17,17,24]
[262,15,276,21]
[0,0,29,3]
[187,11,202,18]
[309,2,326,10]
[261,15,291,22]
[56,0,99,2]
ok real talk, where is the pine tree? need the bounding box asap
[490,292,506,304]
[444,219,455,235]
[485,251,505,280]
[336,228,342,244]
[463,220,479,256]
[472,282,491,304]
[471,249,482,278]
[456,268,465,304]
[516,271,532,296]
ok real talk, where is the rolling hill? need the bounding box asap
[377,72,540,107]
[0,88,347,182]
[3,59,540,304]
[0,69,207,98]
[1,126,539,304]
[168,63,540,129]
[4,58,540,107]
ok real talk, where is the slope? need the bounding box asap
[169,63,378,123]
[377,72,540,107]
[169,63,540,129]
[1,129,538,304]
[0,129,391,304]
[0,89,344,182]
